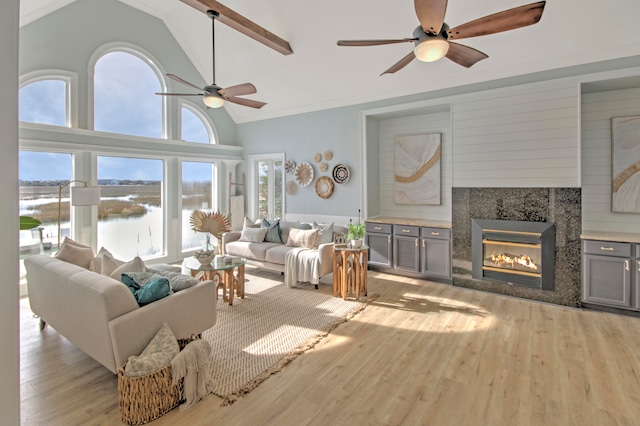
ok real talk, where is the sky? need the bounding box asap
[19,52,212,182]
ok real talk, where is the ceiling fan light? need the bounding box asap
[203,94,224,108]
[414,38,449,62]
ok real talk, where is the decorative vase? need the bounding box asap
[350,239,363,248]
[194,249,215,265]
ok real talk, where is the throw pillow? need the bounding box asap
[55,237,95,269]
[89,247,113,273]
[121,273,171,306]
[101,253,125,276]
[292,222,312,230]
[147,268,200,292]
[124,323,180,377]
[110,256,146,280]
[286,228,319,248]
[261,218,282,243]
[242,216,260,229]
[313,221,334,245]
[239,227,268,243]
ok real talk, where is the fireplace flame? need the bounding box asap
[489,252,538,271]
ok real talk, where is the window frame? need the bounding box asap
[179,99,218,144]
[19,70,78,128]
[248,153,285,220]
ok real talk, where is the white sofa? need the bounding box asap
[222,220,347,286]
[24,254,217,374]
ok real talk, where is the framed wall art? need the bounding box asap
[612,115,640,213]
[394,133,441,205]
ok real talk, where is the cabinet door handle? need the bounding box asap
[600,247,615,251]
[415,239,418,247]
[402,229,411,233]
[374,226,382,230]
[637,260,640,272]
[422,240,425,248]
[431,232,440,236]
[388,235,391,243]
[625,260,630,271]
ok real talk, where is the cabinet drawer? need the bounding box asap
[366,222,392,234]
[583,240,632,257]
[394,225,420,237]
[421,227,450,240]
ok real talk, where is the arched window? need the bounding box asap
[181,102,217,144]
[94,51,162,138]
[19,79,67,126]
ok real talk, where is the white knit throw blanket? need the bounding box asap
[171,340,214,410]
[284,247,320,287]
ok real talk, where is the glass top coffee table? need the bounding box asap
[184,256,247,305]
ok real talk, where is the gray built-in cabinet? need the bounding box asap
[365,218,452,283]
[582,239,637,310]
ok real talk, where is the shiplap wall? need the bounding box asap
[582,87,640,233]
[378,110,452,221]
[451,80,581,188]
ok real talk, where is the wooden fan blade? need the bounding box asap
[447,1,546,40]
[338,39,417,47]
[219,83,257,98]
[180,0,293,55]
[381,51,416,75]
[155,92,204,96]
[445,42,488,68]
[226,96,267,109]
[166,74,204,91]
[415,0,448,34]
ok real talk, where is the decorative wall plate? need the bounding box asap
[324,150,333,161]
[286,181,297,195]
[285,160,296,174]
[332,163,350,184]
[315,176,334,199]
[295,161,314,187]
[313,153,322,163]
[319,162,328,172]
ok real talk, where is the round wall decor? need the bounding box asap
[295,161,314,187]
[286,181,297,195]
[285,160,296,174]
[324,150,333,161]
[319,162,329,172]
[315,176,334,199]
[313,153,322,163]
[332,163,350,184]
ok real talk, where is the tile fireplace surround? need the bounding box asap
[452,188,582,307]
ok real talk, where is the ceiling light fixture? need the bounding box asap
[414,38,449,62]
[203,94,224,108]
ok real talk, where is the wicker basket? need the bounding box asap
[118,336,199,426]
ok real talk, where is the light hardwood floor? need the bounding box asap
[20,270,640,425]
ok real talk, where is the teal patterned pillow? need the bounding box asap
[124,323,180,377]
[261,218,283,243]
[121,272,171,306]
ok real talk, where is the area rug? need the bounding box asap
[202,268,376,405]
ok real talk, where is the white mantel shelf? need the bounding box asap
[366,216,452,229]
[581,230,640,244]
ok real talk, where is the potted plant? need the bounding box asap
[347,221,366,248]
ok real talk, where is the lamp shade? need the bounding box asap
[71,185,101,206]
[203,94,224,108]
[414,38,450,62]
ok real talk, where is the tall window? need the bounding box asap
[182,162,216,252]
[254,156,283,219]
[182,106,213,143]
[19,79,67,126]
[97,156,163,260]
[94,52,162,138]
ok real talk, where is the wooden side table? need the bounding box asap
[333,245,369,300]
[184,257,246,305]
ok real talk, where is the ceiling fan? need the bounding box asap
[337,0,546,75]
[155,10,266,109]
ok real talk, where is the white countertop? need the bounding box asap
[366,216,452,229]
[581,230,640,244]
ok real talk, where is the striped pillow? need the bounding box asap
[286,228,319,248]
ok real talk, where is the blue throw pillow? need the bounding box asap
[121,274,171,306]
[261,218,282,243]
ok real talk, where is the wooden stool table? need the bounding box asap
[184,257,246,305]
[333,245,369,300]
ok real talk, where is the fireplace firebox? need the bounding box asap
[472,219,555,290]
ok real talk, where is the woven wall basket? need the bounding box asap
[118,336,198,425]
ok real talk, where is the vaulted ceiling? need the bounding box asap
[20,0,640,123]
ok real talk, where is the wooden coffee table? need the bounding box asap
[184,257,246,305]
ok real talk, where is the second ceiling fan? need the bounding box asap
[338,0,546,75]
[156,10,266,109]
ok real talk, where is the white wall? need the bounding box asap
[452,79,581,188]
[378,110,452,222]
[1,0,20,423]
[582,87,640,233]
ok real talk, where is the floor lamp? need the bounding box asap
[57,180,101,250]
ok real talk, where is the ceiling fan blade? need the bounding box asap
[155,92,204,96]
[447,1,546,40]
[445,42,488,68]
[219,83,257,98]
[338,39,417,47]
[381,51,416,75]
[166,74,204,91]
[414,0,448,34]
[226,96,267,109]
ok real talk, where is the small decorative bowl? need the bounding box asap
[194,250,215,265]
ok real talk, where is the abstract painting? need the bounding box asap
[394,133,441,205]
[612,116,640,213]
